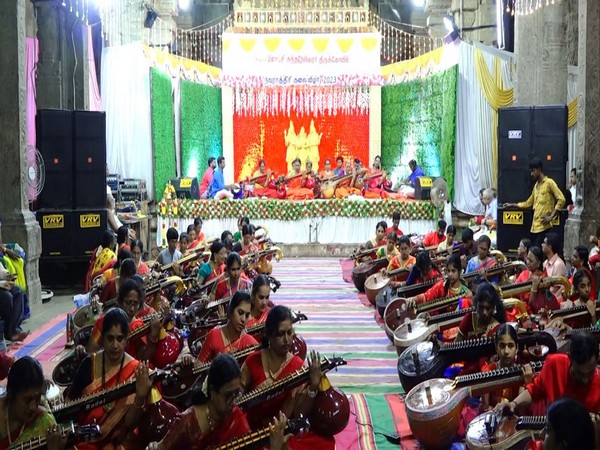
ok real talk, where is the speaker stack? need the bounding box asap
[496,105,569,253]
[35,109,107,260]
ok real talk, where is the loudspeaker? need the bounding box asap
[36,210,72,258]
[36,109,74,209]
[414,177,433,200]
[498,106,568,204]
[496,207,567,254]
[71,209,108,257]
[73,111,107,209]
[171,177,200,199]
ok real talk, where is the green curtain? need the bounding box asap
[150,68,177,201]
[381,66,457,199]
[180,81,223,179]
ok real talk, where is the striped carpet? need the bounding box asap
[15,257,419,449]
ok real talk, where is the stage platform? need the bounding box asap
[157,198,437,245]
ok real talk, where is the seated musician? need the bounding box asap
[385,211,404,237]
[363,158,385,199]
[188,218,206,250]
[386,235,416,285]
[199,157,216,199]
[69,308,153,449]
[480,324,534,410]
[0,262,29,342]
[208,156,234,200]
[542,232,568,299]
[146,354,288,450]
[367,221,388,249]
[239,224,260,257]
[465,235,499,284]
[98,258,137,304]
[422,220,447,248]
[286,157,315,200]
[247,275,272,328]
[543,399,596,450]
[240,305,335,449]
[186,224,197,244]
[406,255,472,310]
[197,241,227,286]
[376,232,399,259]
[320,158,334,181]
[232,217,249,244]
[252,159,271,189]
[178,232,190,256]
[156,228,182,267]
[515,246,560,314]
[213,252,252,301]
[334,161,362,199]
[332,156,344,177]
[399,159,425,198]
[131,239,150,276]
[116,225,132,254]
[437,225,457,254]
[85,230,117,292]
[517,238,531,263]
[0,356,63,449]
[558,270,596,327]
[498,331,600,416]
[457,228,478,262]
[197,291,258,363]
[568,245,597,300]
[86,279,161,365]
[455,282,506,342]
[404,251,442,286]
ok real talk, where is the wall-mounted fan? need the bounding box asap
[26,145,45,203]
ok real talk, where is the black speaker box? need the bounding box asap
[171,177,200,199]
[73,111,107,209]
[414,177,433,200]
[36,109,74,209]
[36,210,72,258]
[496,207,567,254]
[72,209,107,257]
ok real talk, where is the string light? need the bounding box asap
[514,0,558,16]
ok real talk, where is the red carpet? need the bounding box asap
[340,258,355,283]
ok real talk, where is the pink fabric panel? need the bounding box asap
[26,37,38,147]
[87,25,102,111]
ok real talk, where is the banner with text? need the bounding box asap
[221,32,382,87]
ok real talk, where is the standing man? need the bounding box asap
[503,157,565,248]
[209,156,234,200]
[199,157,217,199]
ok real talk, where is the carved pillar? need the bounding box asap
[564,0,600,252]
[0,1,42,308]
[514,2,568,105]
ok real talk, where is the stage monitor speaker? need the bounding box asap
[73,111,107,209]
[36,109,74,209]
[496,207,567,254]
[171,177,200,199]
[414,177,433,200]
[36,210,72,258]
[72,209,107,257]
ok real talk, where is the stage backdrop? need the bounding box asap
[150,68,177,200]
[232,96,370,180]
[180,81,223,178]
[381,65,457,199]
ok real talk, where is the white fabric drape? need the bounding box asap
[156,216,435,246]
[86,26,102,112]
[454,42,514,214]
[101,43,154,199]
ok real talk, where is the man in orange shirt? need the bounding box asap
[422,220,447,248]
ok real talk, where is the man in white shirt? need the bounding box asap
[542,232,567,299]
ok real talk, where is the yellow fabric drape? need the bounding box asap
[474,48,514,187]
[143,45,222,80]
[381,47,444,81]
[567,97,578,128]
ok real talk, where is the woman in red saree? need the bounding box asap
[247,275,272,328]
[0,356,64,450]
[197,291,258,363]
[456,282,507,342]
[285,158,315,200]
[146,354,288,450]
[98,258,137,305]
[213,252,252,300]
[197,241,227,286]
[241,305,335,450]
[68,308,153,450]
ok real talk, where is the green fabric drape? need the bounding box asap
[180,81,223,179]
[381,66,458,199]
[150,68,177,200]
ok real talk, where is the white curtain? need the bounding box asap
[101,43,154,199]
[454,42,514,214]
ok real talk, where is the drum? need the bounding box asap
[364,273,390,306]
[231,184,244,199]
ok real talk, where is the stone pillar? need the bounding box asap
[564,0,600,252]
[0,1,42,308]
[514,1,568,105]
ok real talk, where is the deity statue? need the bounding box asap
[306,120,322,170]
[284,119,322,171]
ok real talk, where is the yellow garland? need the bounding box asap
[474,48,514,188]
[143,45,221,80]
[567,96,578,128]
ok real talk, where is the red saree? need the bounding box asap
[246,308,270,329]
[213,276,252,300]
[197,327,259,363]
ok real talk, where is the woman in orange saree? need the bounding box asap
[68,308,153,450]
[240,306,335,450]
[285,158,315,200]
